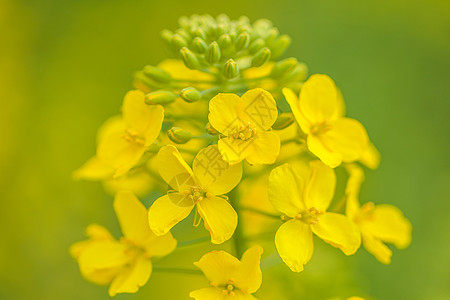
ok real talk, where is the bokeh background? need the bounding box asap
[1,0,450,299]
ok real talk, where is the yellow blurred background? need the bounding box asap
[1,0,450,299]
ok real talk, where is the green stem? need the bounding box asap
[240,206,281,220]
[177,236,210,247]
[152,266,203,275]
[229,189,246,257]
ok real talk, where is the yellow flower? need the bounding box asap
[208,88,280,165]
[148,144,242,244]
[96,90,164,178]
[283,74,371,168]
[70,191,176,296]
[190,245,263,300]
[345,164,412,264]
[269,161,361,272]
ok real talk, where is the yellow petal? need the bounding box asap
[73,156,114,180]
[189,287,225,300]
[157,145,195,190]
[78,240,130,273]
[96,115,126,145]
[193,145,242,195]
[122,90,164,145]
[158,59,214,90]
[197,196,238,244]
[209,93,241,135]
[97,127,145,178]
[70,224,114,259]
[299,74,338,125]
[148,194,194,236]
[234,245,263,294]
[108,255,152,297]
[311,212,361,255]
[304,160,336,211]
[218,137,254,164]
[141,230,177,258]
[361,231,392,264]
[362,204,412,249]
[359,141,381,169]
[331,87,346,119]
[344,164,365,219]
[240,88,278,130]
[269,164,305,217]
[307,134,342,168]
[275,219,314,272]
[282,88,311,133]
[102,168,154,197]
[245,131,280,165]
[320,117,369,163]
[194,250,240,285]
[114,191,152,242]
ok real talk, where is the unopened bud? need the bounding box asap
[206,41,221,64]
[270,35,291,58]
[235,32,250,51]
[172,34,188,51]
[264,28,279,45]
[175,28,191,42]
[142,65,172,84]
[271,58,298,78]
[180,47,200,69]
[180,87,201,103]
[249,38,265,54]
[223,59,239,79]
[167,127,192,144]
[205,122,219,135]
[193,28,207,40]
[218,34,232,49]
[272,112,295,130]
[251,47,271,67]
[283,62,308,81]
[191,37,208,53]
[145,90,177,105]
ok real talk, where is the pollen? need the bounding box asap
[122,128,145,145]
[231,122,257,141]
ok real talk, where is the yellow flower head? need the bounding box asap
[148,144,242,244]
[190,245,263,300]
[345,164,412,264]
[96,90,164,178]
[269,161,361,272]
[283,74,371,168]
[70,191,176,296]
[208,88,281,165]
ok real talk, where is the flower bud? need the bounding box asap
[172,34,188,51]
[251,47,271,67]
[272,112,295,130]
[145,90,177,105]
[161,30,174,45]
[142,65,172,84]
[270,57,298,78]
[180,47,200,69]
[167,127,192,144]
[249,38,265,54]
[193,27,207,40]
[283,62,308,81]
[270,34,291,58]
[175,28,191,42]
[180,87,201,103]
[235,32,250,51]
[218,34,232,49]
[205,122,219,135]
[205,41,221,64]
[223,59,239,79]
[264,28,279,45]
[191,37,208,53]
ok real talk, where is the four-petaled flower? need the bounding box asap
[345,164,412,264]
[190,245,263,300]
[283,75,371,168]
[269,160,361,272]
[148,144,242,244]
[208,88,281,165]
[70,191,176,296]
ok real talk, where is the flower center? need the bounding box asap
[221,279,238,296]
[295,207,324,225]
[122,128,145,145]
[230,122,256,141]
[182,186,212,204]
[310,122,332,135]
[354,202,375,223]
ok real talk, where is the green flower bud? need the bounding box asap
[180,47,200,69]
[175,28,191,42]
[161,30,174,49]
[167,127,192,144]
[271,57,298,78]
[272,112,295,130]
[180,87,201,103]
[235,32,250,51]
[193,27,207,40]
[133,71,159,90]
[142,65,172,84]
[215,24,226,36]
[223,59,239,79]
[206,41,221,64]
[218,34,232,49]
[249,38,265,54]
[178,16,191,30]
[283,62,308,81]
[145,90,177,105]
[191,37,208,53]
[251,47,271,67]
[172,34,188,51]
[270,34,291,58]
[264,28,279,45]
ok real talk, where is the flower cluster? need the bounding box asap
[72,14,412,299]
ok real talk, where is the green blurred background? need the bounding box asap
[1,0,449,299]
